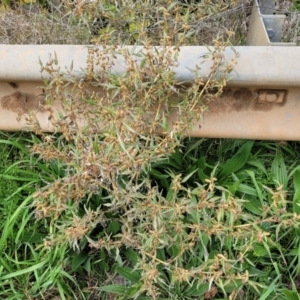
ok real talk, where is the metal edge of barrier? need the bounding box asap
[0,45,300,140]
[246,0,296,46]
[0,45,300,86]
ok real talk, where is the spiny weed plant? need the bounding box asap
[0,132,87,300]
[18,26,249,299]
[3,1,300,300]
[17,42,300,300]
[3,135,300,299]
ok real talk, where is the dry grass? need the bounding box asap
[0,0,253,45]
[0,6,91,44]
[0,0,299,45]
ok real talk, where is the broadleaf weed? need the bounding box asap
[1,1,300,299]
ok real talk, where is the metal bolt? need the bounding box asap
[257,89,285,104]
[267,28,275,38]
[258,91,266,102]
[266,92,278,102]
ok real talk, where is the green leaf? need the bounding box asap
[19,231,47,243]
[293,169,300,214]
[57,278,72,297]
[243,197,262,215]
[121,282,142,299]
[107,220,120,235]
[116,266,141,283]
[98,284,126,295]
[223,279,243,293]
[197,157,208,182]
[84,257,92,274]
[218,141,254,179]
[99,249,109,275]
[237,184,258,197]
[281,290,300,300]
[253,243,268,257]
[125,249,140,266]
[156,248,166,262]
[247,159,267,175]
[258,274,281,300]
[208,250,219,259]
[183,139,205,160]
[167,245,181,257]
[71,251,88,271]
[182,169,198,183]
[184,282,209,297]
[151,159,180,170]
[149,169,170,189]
[172,148,183,167]
[245,170,264,204]
[0,258,49,280]
[248,266,269,278]
[271,153,288,189]
[225,181,240,196]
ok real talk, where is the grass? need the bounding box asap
[0,133,83,299]
[293,0,300,11]
[0,1,300,300]
[2,135,300,299]
[0,0,251,45]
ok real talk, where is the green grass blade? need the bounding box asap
[245,170,264,204]
[271,153,288,189]
[258,274,281,300]
[98,284,126,295]
[293,169,300,214]
[0,189,34,253]
[116,266,141,283]
[0,258,49,280]
[218,140,254,179]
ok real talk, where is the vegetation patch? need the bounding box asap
[1,1,300,299]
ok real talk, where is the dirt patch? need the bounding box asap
[204,88,286,114]
[1,91,45,113]
[232,89,253,111]
[204,88,253,114]
[8,82,18,89]
[253,102,272,112]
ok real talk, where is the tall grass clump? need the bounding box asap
[16,17,300,300]
[0,0,251,45]
[16,11,242,298]
[0,133,91,299]
[2,1,300,299]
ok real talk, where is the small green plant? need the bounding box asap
[0,133,89,299]
[292,0,300,11]
[2,1,300,299]
[3,134,300,299]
